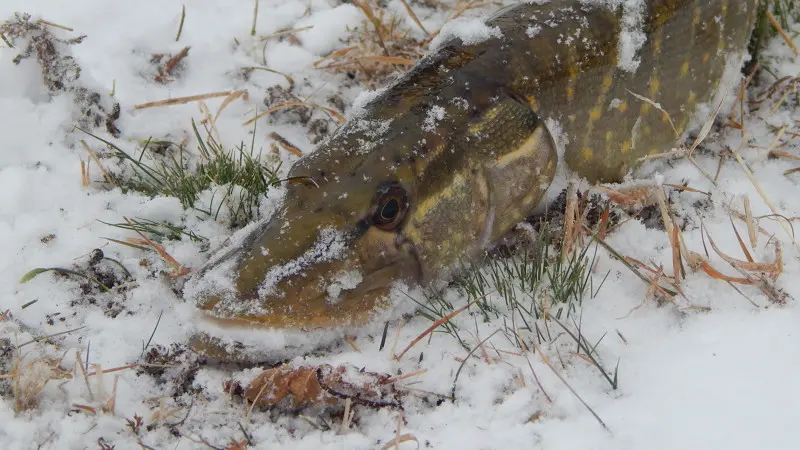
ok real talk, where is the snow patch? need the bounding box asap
[429,17,503,50]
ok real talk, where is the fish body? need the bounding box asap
[185,0,759,334]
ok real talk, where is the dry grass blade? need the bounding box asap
[561,183,578,262]
[729,218,755,263]
[36,19,73,32]
[688,96,726,156]
[85,363,139,377]
[731,145,799,249]
[655,188,684,286]
[744,195,758,248]
[155,46,190,83]
[124,217,190,277]
[269,131,303,156]
[704,228,782,277]
[626,89,678,137]
[766,10,799,56]
[134,90,246,109]
[533,343,609,431]
[243,101,344,126]
[394,295,484,361]
[80,159,90,187]
[591,184,655,208]
[662,183,710,196]
[770,150,800,161]
[80,140,113,185]
[591,232,679,298]
[315,1,425,85]
[693,256,755,284]
[9,352,72,412]
[400,0,429,35]
[212,89,249,126]
[175,4,186,42]
[352,0,388,55]
[250,0,258,36]
[358,55,416,65]
[381,369,427,385]
[381,434,419,450]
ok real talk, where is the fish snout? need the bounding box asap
[189,213,421,329]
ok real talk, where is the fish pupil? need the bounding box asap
[381,198,399,220]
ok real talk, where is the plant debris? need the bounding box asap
[225,364,402,411]
[1,13,121,137]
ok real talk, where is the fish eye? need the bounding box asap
[372,185,408,231]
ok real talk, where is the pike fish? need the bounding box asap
[185,0,759,342]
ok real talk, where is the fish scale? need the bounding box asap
[185,0,760,356]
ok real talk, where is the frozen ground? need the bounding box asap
[1,1,800,449]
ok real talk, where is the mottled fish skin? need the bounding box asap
[186,0,758,335]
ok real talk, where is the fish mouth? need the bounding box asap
[188,226,423,330]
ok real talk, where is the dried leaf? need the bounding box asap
[240,364,398,410]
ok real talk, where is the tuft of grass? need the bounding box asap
[81,119,281,228]
[411,215,609,356]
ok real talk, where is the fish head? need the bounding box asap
[188,125,427,329]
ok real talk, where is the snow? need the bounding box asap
[1,1,800,450]
[429,17,503,50]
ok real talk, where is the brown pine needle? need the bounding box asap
[134,90,247,109]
